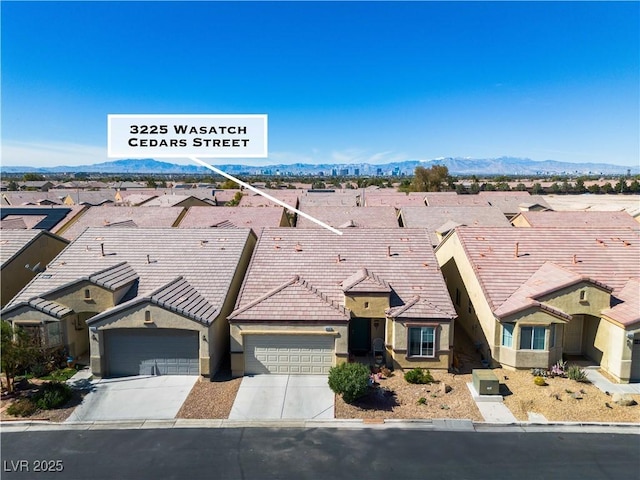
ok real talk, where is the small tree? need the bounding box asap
[328,362,370,403]
[1,321,37,393]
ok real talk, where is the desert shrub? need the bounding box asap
[533,376,547,386]
[566,365,588,382]
[6,398,38,417]
[530,368,548,377]
[417,397,427,405]
[34,382,72,410]
[550,360,567,377]
[328,362,370,403]
[404,368,434,384]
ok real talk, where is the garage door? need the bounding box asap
[244,335,334,375]
[631,337,640,382]
[105,329,199,377]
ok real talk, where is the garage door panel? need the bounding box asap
[245,335,334,375]
[105,329,199,377]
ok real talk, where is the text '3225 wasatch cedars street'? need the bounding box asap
[107,114,268,158]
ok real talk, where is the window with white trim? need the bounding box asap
[520,326,545,350]
[501,324,514,348]
[408,326,435,357]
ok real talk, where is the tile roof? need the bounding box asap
[1,230,47,265]
[59,205,185,240]
[237,189,300,207]
[298,191,359,208]
[0,217,30,230]
[601,278,640,327]
[231,228,456,322]
[361,192,427,207]
[341,268,391,293]
[88,276,219,326]
[2,192,66,206]
[16,298,72,318]
[512,211,639,228]
[141,195,214,207]
[296,206,399,229]
[177,206,286,232]
[400,206,512,244]
[494,262,611,320]
[479,193,551,214]
[5,228,253,323]
[424,193,490,207]
[1,206,86,232]
[229,275,351,322]
[446,226,640,313]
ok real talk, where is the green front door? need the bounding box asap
[349,317,371,354]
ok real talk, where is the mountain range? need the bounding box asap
[1,157,637,176]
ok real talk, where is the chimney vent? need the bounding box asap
[387,246,391,257]
[101,243,105,257]
[294,242,302,252]
[147,254,151,264]
[514,242,519,258]
[336,254,342,263]
[573,254,578,264]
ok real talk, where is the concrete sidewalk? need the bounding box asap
[584,369,640,395]
[466,383,518,423]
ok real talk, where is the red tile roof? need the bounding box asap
[231,228,456,322]
[296,206,399,228]
[601,278,640,327]
[512,210,638,228]
[449,227,640,312]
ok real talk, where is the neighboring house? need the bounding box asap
[228,228,456,377]
[18,181,54,192]
[399,206,512,245]
[177,206,289,234]
[0,206,87,233]
[1,228,256,378]
[56,205,186,241]
[237,189,300,208]
[511,210,639,229]
[0,230,69,307]
[478,192,551,219]
[295,206,399,229]
[361,192,427,207]
[141,194,215,208]
[298,191,360,208]
[424,193,490,207]
[435,226,640,383]
[2,192,66,206]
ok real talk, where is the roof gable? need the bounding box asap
[229,275,350,322]
[341,268,391,293]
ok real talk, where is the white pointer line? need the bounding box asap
[189,157,343,236]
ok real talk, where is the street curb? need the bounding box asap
[2,418,639,434]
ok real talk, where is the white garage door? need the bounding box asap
[244,335,334,375]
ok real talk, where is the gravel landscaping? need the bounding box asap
[176,370,242,419]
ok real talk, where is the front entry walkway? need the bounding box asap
[229,375,334,420]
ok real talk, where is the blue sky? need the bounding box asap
[2,1,639,168]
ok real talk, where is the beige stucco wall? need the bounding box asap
[49,281,116,315]
[344,293,389,318]
[388,319,451,370]
[539,284,611,317]
[593,318,633,383]
[229,323,348,377]
[1,234,68,307]
[88,302,209,377]
[436,235,497,360]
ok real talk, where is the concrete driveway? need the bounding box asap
[65,375,198,422]
[229,375,334,420]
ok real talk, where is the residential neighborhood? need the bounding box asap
[1,186,639,429]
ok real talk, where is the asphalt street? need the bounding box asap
[2,428,639,480]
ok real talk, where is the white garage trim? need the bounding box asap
[244,334,335,375]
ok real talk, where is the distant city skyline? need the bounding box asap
[2,1,638,168]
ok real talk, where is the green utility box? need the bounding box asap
[472,369,499,395]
